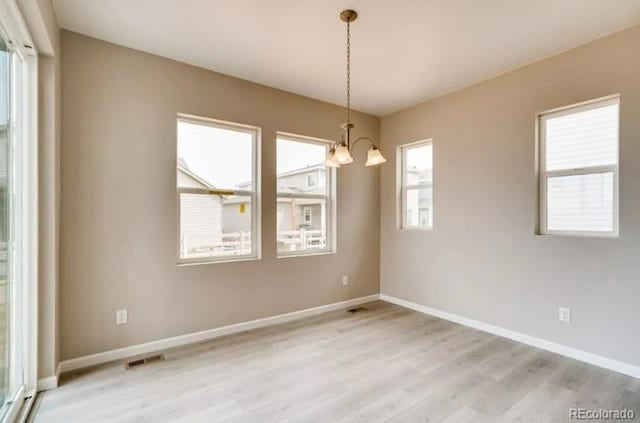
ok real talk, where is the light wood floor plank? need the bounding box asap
[469,350,563,418]
[32,301,640,422]
[495,380,575,423]
[440,406,488,423]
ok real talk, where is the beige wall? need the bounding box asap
[60,31,380,360]
[380,26,640,366]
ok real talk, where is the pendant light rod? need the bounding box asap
[341,10,357,147]
[325,10,386,168]
[346,15,351,126]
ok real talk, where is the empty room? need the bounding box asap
[0,0,639,421]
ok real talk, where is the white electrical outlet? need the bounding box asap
[342,275,349,286]
[116,309,128,325]
[558,307,571,323]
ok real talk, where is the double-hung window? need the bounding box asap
[538,96,619,236]
[276,134,335,256]
[177,115,260,263]
[399,140,433,229]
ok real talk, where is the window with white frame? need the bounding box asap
[538,96,619,236]
[399,140,433,229]
[277,134,335,256]
[177,115,260,263]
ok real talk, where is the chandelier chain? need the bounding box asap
[346,20,351,124]
[329,10,386,167]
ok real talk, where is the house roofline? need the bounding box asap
[277,163,325,179]
[177,164,217,190]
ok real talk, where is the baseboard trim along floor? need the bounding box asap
[37,301,639,422]
[57,294,380,375]
[380,293,640,379]
[53,292,639,384]
[37,362,62,391]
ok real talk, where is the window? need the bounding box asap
[303,207,313,224]
[419,209,430,227]
[277,134,335,256]
[538,96,619,236]
[177,115,260,263]
[306,173,316,188]
[399,140,433,229]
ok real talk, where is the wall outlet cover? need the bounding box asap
[558,307,571,323]
[116,309,128,325]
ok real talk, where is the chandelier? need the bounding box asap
[325,9,387,168]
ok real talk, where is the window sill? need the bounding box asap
[277,250,336,259]
[400,226,433,232]
[535,232,619,239]
[177,255,260,267]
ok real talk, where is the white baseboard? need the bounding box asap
[59,294,380,374]
[37,362,62,391]
[380,294,640,379]
[37,376,57,391]
[57,292,638,381]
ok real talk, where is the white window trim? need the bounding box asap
[397,139,433,231]
[176,114,261,265]
[537,95,620,238]
[276,132,336,258]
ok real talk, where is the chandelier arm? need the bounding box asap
[351,136,375,151]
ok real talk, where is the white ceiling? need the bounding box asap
[52,0,640,116]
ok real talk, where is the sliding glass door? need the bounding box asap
[0,2,39,419]
[0,27,26,422]
[0,34,13,418]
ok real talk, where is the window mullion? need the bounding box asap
[276,192,328,200]
[404,183,431,190]
[544,165,617,178]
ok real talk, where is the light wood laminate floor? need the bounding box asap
[32,301,640,422]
